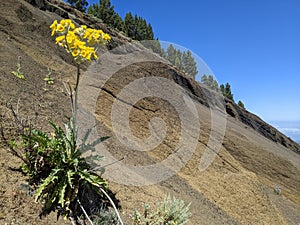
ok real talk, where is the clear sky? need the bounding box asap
[88,0,300,123]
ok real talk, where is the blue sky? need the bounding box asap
[87,0,299,129]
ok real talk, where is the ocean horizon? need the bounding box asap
[269,120,300,144]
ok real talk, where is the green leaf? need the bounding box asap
[9,139,17,148]
[64,123,73,157]
[44,177,65,210]
[35,168,61,202]
[11,71,24,79]
[78,170,106,188]
[49,121,65,138]
[44,76,54,84]
[64,123,72,142]
[71,148,82,158]
[58,181,68,207]
[67,170,75,188]
[20,162,30,174]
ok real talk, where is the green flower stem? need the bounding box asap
[72,63,80,139]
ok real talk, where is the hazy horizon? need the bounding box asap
[268,120,300,143]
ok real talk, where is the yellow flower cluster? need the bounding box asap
[50,19,111,63]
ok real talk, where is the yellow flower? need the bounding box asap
[103,33,111,41]
[69,42,76,49]
[66,31,76,44]
[60,19,75,29]
[73,39,85,48]
[80,49,88,59]
[83,28,93,39]
[55,35,65,44]
[86,52,91,61]
[70,22,75,30]
[50,20,57,36]
[97,30,104,35]
[92,52,98,59]
[71,49,80,57]
[57,24,65,33]
[50,19,110,64]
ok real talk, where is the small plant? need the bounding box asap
[43,67,54,91]
[92,205,119,225]
[44,67,54,84]
[273,185,281,195]
[133,195,191,225]
[11,56,24,79]
[12,119,109,217]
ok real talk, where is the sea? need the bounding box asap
[269,121,300,144]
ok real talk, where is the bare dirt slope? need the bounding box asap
[0,0,299,224]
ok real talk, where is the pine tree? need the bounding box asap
[201,74,208,84]
[67,0,88,12]
[220,84,225,95]
[212,79,219,91]
[174,49,183,70]
[141,39,163,55]
[220,82,234,101]
[238,100,245,109]
[124,13,154,40]
[111,13,124,31]
[124,12,135,38]
[164,46,198,79]
[166,44,177,65]
[201,75,219,91]
[175,57,181,69]
[160,47,166,58]
[87,3,100,17]
[88,0,124,31]
[182,50,198,79]
[225,83,234,101]
[135,17,148,40]
[146,23,154,40]
[99,0,115,24]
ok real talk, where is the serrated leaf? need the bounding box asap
[58,181,68,207]
[78,170,106,188]
[44,177,65,210]
[35,168,61,202]
[64,123,72,142]
[66,170,75,188]
[49,121,65,138]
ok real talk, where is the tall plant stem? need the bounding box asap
[74,64,80,111]
[72,64,80,138]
